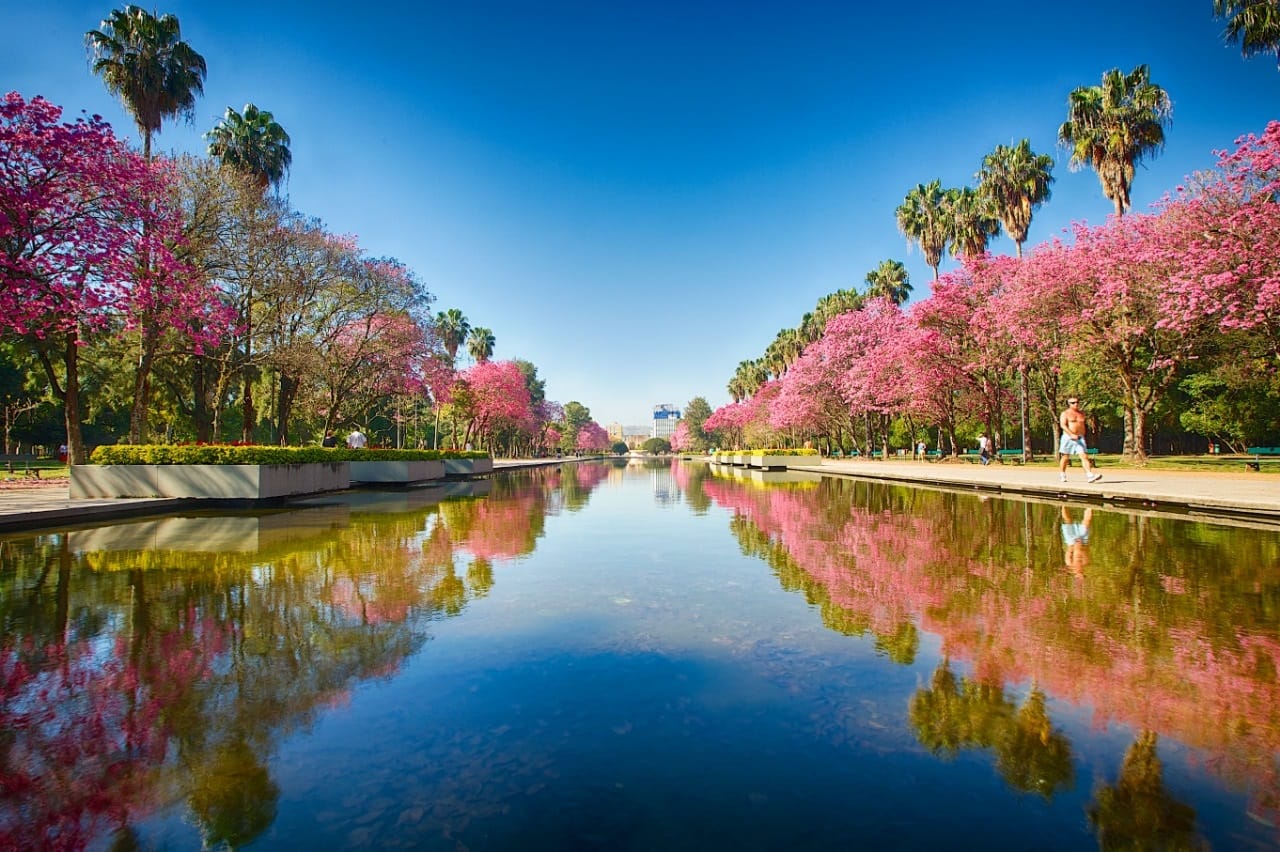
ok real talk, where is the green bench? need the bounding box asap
[997,449,1026,464]
[924,450,942,460]
[961,448,982,463]
[1245,447,1280,471]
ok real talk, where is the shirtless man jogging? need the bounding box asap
[1059,396,1102,483]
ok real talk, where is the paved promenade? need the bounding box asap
[0,456,1276,534]
[789,457,1280,523]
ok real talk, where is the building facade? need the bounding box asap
[652,404,681,439]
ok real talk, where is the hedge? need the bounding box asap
[88,445,490,465]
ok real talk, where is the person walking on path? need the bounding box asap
[978,434,992,466]
[1059,397,1101,483]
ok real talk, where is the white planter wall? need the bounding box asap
[349,460,445,484]
[71,463,350,500]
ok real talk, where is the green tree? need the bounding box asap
[682,396,713,451]
[205,104,292,193]
[434,309,470,362]
[1059,65,1172,217]
[1214,0,1280,68]
[85,4,207,160]
[642,437,672,454]
[466,327,495,363]
[559,401,591,453]
[610,441,629,454]
[896,180,951,280]
[977,139,1055,258]
[863,259,912,305]
[945,186,1002,260]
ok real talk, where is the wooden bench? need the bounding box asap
[923,450,942,460]
[997,449,1026,464]
[1245,447,1280,471]
[961,448,982,463]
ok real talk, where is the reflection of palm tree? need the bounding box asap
[873,620,919,665]
[909,660,971,756]
[1087,730,1203,851]
[85,5,207,160]
[994,688,1075,799]
[188,737,280,849]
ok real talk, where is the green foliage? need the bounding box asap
[610,441,629,454]
[642,437,672,454]
[747,448,820,456]
[88,445,490,464]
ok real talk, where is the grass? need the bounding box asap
[1,459,69,480]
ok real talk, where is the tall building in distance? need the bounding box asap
[652,404,681,439]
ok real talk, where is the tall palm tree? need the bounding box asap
[945,186,1002,261]
[466,327,495,363]
[977,140,1055,258]
[1058,65,1172,217]
[864,259,912,306]
[434,308,470,362]
[86,5,206,160]
[1214,0,1280,68]
[205,104,292,192]
[896,180,951,280]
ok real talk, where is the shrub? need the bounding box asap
[88,445,488,465]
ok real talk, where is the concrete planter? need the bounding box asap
[349,459,445,484]
[443,457,494,476]
[732,453,745,466]
[748,454,791,471]
[70,463,350,500]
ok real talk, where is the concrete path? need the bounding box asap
[0,456,1276,534]
[787,457,1280,523]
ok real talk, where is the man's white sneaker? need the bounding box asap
[1087,473,1103,483]
[1059,474,1067,483]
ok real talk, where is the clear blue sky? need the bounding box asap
[8,1,1277,427]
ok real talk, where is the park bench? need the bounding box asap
[924,450,942,460]
[997,449,1026,464]
[961,448,982,463]
[870,450,884,459]
[4,461,39,480]
[1245,447,1280,471]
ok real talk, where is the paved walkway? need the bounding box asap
[788,457,1280,522]
[0,457,1276,534]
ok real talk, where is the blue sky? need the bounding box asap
[8,1,1277,427]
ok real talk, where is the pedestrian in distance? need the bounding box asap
[978,434,992,466]
[1059,397,1102,483]
[321,430,337,448]
[346,427,367,450]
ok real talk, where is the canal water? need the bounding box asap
[2,460,1279,850]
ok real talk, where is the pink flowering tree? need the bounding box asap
[575,420,610,452]
[458,359,533,452]
[670,419,692,452]
[0,93,229,461]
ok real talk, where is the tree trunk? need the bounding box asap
[1019,365,1031,462]
[241,368,255,444]
[276,373,299,446]
[62,334,85,465]
[127,328,158,444]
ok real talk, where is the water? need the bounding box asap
[2,460,1279,850]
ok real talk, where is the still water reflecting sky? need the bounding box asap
[2,460,1280,850]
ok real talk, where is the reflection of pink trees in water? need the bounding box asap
[702,471,1280,820]
[0,615,228,850]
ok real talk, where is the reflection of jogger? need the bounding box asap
[1061,506,1093,576]
[1059,397,1101,483]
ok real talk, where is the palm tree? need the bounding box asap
[434,308,470,362]
[466,327,495,363]
[945,186,1002,260]
[864,259,912,306]
[977,140,1055,258]
[86,6,206,160]
[1058,65,1172,217]
[896,180,951,279]
[205,104,292,192]
[1214,0,1280,68]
